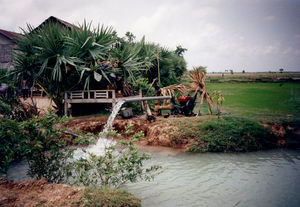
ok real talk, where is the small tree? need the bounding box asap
[125,31,136,42]
[175,45,187,57]
[230,69,234,74]
[212,90,224,118]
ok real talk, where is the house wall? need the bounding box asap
[0,34,12,44]
[0,34,15,69]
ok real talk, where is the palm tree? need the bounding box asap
[11,22,116,114]
[10,21,188,114]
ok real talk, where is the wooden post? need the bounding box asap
[112,90,116,99]
[112,90,116,108]
[139,89,145,111]
[157,47,160,86]
[30,87,33,98]
[143,101,152,116]
[64,92,68,116]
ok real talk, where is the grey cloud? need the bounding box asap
[0,0,299,71]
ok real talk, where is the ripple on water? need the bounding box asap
[124,149,300,207]
[4,146,300,207]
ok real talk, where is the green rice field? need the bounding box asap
[197,82,300,120]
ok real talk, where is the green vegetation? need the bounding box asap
[71,139,161,188]
[8,22,186,115]
[0,94,159,205]
[205,82,300,118]
[0,110,160,187]
[184,73,300,152]
[1,94,160,187]
[81,187,141,207]
[186,116,276,152]
[0,109,70,177]
[0,68,9,83]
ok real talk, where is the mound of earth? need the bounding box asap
[0,178,140,207]
[0,178,84,207]
[61,115,193,149]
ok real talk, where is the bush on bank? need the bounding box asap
[82,187,141,207]
[185,116,277,152]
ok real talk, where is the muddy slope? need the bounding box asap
[0,178,85,207]
[0,178,141,207]
[61,116,196,149]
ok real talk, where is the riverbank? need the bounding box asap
[0,178,141,207]
[60,114,300,152]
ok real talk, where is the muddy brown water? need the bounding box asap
[3,147,300,207]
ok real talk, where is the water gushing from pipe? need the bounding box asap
[102,100,126,134]
[73,100,125,159]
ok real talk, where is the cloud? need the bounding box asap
[0,0,299,71]
[264,15,276,21]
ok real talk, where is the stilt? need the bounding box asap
[64,92,68,116]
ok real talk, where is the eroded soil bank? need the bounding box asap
[60,115,300,151]
[61,115,196,149]
[0,178,140,207]
[0,178,84,207]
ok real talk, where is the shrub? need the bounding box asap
[188,116,276,152]
[23,111,72,182]
[1,108,160,188]
[0,119,25,172]
[71,138,161,188]
[0,109,70,180]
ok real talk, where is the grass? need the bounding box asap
[160,116,277,152]
[205,73,300,84]
[207,72,300,78]
[186,116,276,152]
[79,187,141,207]
[196,82,300,120]
[178,81,300,152]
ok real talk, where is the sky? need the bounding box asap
[1,0,300,72]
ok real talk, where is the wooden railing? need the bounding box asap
[65,90,116,100]
[63,89,171,116]
[64,90,116,115]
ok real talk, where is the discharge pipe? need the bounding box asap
[122,96,171,103]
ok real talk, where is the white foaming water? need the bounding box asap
[73,100,125,159]
[102,100,126,134]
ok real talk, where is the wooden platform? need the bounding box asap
[64,90,138,115]
[64,90,171,116]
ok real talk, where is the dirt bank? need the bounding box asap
[61,115,300,151]
[61,115,194,149]
[0,178,84,207]
[0,178,140,207]
[29,97,299,150]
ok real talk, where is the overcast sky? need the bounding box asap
[1,0,300,72]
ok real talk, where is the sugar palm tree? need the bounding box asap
[109,36,153,85]
[12,22,116,114]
